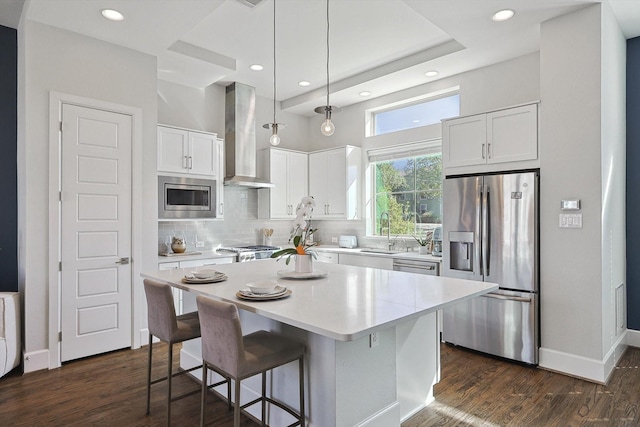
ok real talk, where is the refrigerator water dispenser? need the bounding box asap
[449,231,474,272]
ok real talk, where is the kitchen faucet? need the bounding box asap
[380,211,393,250]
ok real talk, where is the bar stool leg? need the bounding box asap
[146,333,153,415]
[200,364,207,427]
[299,355,305,427]
[261,371,267,426]
[234,378,241,427]
[167,343,173,427]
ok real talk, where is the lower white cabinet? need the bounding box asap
[314,251,339,264]
[157,256,234,314]
[339,253,393,270]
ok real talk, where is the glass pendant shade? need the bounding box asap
[269,125,281,146]
[321,109,335,136]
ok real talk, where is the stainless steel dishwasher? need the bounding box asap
[392,258,440,275]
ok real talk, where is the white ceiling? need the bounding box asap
[2,0,640,116]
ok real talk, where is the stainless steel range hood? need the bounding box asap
[224,82,274,188]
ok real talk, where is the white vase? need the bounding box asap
[295,254,313,273]
[418,246,428,255]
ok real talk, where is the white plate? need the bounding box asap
[191,269,221,279]
[239,285,287,297]
[276,270,328,280]
[246,280,279,295]
[237,287,291,301]
[182,274,227,284]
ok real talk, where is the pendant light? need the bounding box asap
[262,0,283,146]
[314,0,339,136]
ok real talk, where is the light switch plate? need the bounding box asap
[559,213,582,228]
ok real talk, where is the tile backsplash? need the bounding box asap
[158,186,373,254]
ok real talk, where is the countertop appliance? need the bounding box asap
[217,245,280,262]
[441,170,539,364]
[338,235,358,248]
[158,175,216,220]
[393,258,439,276]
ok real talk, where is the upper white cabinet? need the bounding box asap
[157,125,219,178]
[442,103,538,175]
[309,145,361,220]
[257,148,308,219]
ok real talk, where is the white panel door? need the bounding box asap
[61,103,132,362]
[287,151,308,213]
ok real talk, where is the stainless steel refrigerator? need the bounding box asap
[441,170,539,364]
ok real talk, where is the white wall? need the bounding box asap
[539,4,626,382]
[20,21,158,371]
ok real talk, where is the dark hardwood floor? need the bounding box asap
[0,342,638,426]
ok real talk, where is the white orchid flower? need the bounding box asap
[292,217,307,230]
[301,196,316,207]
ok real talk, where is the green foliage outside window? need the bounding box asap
[374,153,442,237]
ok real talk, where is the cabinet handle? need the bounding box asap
[481,143,485,159]
[487,143,491,159]
[219,203,224,215]
[188,156,193,169]
[184,155,188,169]
[325,204,329,215]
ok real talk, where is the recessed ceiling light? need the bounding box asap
[492,9,515,22]
[298,80,311,87]
[101,9,124,21]
[249,64,264,71]
[425,70,439,77]
[359,91,371,97]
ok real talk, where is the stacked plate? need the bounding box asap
[237,284,291,301]
[182,270,228,284]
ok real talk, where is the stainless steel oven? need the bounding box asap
[158,175,216,220]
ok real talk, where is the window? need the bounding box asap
[373,94,460,136]
[370,142,442,238]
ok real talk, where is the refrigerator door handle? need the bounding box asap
[481,292,532,304]
[481,184,490,277]
[476,181,483,276]
[485,185,491,276]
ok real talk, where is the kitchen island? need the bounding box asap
[142,259,497,427]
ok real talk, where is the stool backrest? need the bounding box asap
[196,295,244,376]
[143,279,178,343]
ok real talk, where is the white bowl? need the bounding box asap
[247,281,278,294]
[191,269,218,279]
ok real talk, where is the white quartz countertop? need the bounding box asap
[157,250,236,263]
[142,258,496,342]
[312,245,443,262]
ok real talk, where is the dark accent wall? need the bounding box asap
[627,37,640,329]
[0,25,17,292]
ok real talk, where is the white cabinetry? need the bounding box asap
[314,251,339,264]
[339,253,393,270]
[308,145,361,219]
[157,125,219,178]
[442,103,538,175]
[257,148,308,219]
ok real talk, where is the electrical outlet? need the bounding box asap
[370,332,379,348]
[196,241,205,248]
[331,237,338,243]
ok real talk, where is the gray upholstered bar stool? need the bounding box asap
[143,279,229,426]
[196,295,305,427]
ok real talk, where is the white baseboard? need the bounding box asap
[626,329,640,347]
[539,332,628,383]
[23,349,49,373]
[356,401,401,427]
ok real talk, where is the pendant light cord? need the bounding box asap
[325,0,330,110]
[273,0,277,126]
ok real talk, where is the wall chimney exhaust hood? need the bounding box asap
[224,82,274,188]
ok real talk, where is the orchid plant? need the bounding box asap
[271,196,318,264]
